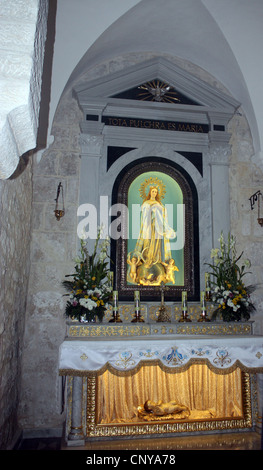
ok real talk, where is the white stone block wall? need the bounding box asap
[18,91,82,433]
[228,113,263,334]
[0,0,49,179]
[0,156,33,448]
[0,0,49,447]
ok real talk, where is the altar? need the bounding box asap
[59,307,263,447]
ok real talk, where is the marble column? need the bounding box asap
[68,376,85,445]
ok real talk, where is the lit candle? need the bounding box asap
[198,290,210,322]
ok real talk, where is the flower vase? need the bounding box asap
[80,310,96,323]
[211,307,250,322]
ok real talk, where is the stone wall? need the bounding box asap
[0,156,33,449]
[18,95,82,434]
[0,0,49,179]
[18,52,263,434]
[229,113,263,334]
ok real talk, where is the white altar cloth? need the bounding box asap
[59,335,263,374]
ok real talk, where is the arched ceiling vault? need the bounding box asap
[54,0,262,161]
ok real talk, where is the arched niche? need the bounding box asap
[111,158,199,301]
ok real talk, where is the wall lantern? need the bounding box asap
[249,190,263,226]
[54,182,65,220]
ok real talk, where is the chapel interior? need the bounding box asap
[1,0,263,452]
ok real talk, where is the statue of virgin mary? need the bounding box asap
[127,178,178,286]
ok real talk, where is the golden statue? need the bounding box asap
[127,177,179,286]
[138,399,217,422]
[161,259,179,284]
[138,399,190,421]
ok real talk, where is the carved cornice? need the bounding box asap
[74,57,240,113]
[75,58,240,156]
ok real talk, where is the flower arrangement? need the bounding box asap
[206,232,255,322]
[63,227,112,322]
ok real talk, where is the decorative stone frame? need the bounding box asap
[112,158,199,301]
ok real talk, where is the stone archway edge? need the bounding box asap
[0,0,49,179]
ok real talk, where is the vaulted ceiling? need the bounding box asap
[52,0,263,159]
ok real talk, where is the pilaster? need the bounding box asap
[67,376,85,446]
[79,132,104,209]
[208,142,232,247]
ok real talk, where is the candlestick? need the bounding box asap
[198,291,210,322]
[109,290,122,322]
[179,291,191,322]
[131,290,144,322]
[156,282,170,322]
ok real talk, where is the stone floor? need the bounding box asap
[17,431,262,451]
[17,437,61,451]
